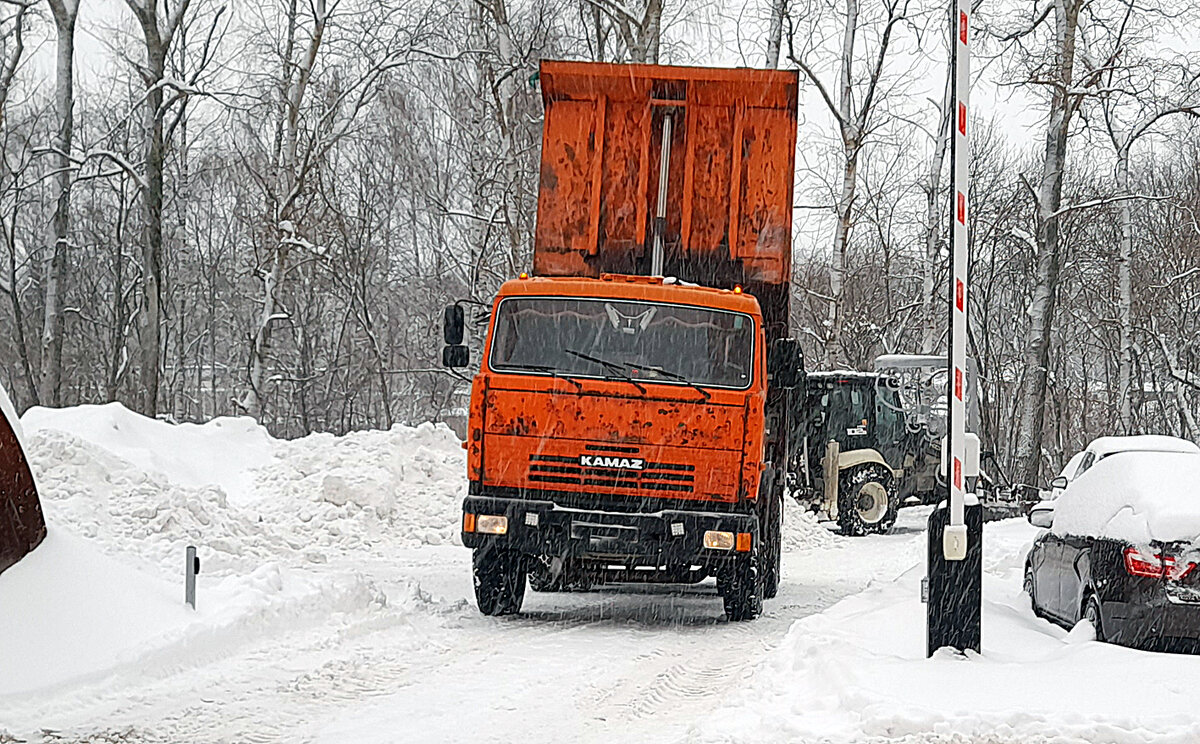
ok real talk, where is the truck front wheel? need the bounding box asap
[720,554,763,621]
[473,547,527,616]
[837,464,898,536]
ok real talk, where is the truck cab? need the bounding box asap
[452,274,786,620]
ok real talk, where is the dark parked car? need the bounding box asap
[1025,444,1200,652]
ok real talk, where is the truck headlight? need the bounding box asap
[477,515,509,535]
[703,530,735,550]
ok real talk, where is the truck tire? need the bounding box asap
[473,547,527,616]
[528,556,564,593]
[721,554,763,621]
[762,489,783,599]
[837,464,897,537]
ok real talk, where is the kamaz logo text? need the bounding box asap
[580,455,644,470]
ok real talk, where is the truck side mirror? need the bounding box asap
[768,338,804,388]
[443,344,470,368]
[1049,476,1068,490]
[444,305,465,345]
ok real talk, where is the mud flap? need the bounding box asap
[0,385,46,576]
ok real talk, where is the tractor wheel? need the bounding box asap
[762,488,783,600]
[837,464,897,536]
[473,547,527,616]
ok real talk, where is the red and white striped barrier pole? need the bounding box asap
[944,0,970,556]
[925,0,981,656]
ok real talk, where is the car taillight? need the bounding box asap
[1123,547,1197,580]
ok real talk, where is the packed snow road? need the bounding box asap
[0,404,930,743]
[13,407,1200,744]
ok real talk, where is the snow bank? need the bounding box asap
[20,406,467,573]
[782,502,837,551]
[23,403,275,501]
[693,518,1200,744]
[1052,451,1200,544]
[1,404,464,705]
[0,527,385,701]
[25,427,292,575]
[251,422,466,554]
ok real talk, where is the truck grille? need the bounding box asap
[527,453,695,494]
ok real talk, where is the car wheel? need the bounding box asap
[1083,595,1105,642]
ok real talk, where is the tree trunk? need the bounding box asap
[827,146,857,366]
[139,44,166,417]
[39,7,77,408]
[1014,0,1079,486]
[1115,148,1134,432]
[765,0,786,68]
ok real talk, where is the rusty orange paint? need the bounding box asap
[470,275,767,506]
[533,61,799,286]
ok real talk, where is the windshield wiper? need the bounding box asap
[564,349,647,394]
[637,364,712,402]
[504,363,583,391]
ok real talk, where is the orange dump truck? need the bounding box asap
[442,61,803,620]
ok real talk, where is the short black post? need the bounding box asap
[925,498,982,656]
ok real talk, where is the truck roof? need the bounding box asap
[494,274,763,317]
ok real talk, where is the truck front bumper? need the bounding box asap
[462,494,759,567]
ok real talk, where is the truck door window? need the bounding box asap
[489,297,755,389]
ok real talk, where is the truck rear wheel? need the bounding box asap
[473,547,527,616]
[837,464,897,536]
[721,554,763,621]
[762,489,783,599]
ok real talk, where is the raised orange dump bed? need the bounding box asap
[534,61,799,293]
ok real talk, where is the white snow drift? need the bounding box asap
[1,404,465,706]
[693,517,1200,744]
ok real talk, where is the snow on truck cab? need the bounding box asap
[442,60,803,621]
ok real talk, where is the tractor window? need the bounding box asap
[876,388,903,440]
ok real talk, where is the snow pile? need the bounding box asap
[692,518,1200,744]
[782,502,838,551]
[251,422,466,556]
[23,403,275,500]
[1052,451,1200,544]
[20,405,467,570]
[24,427,292,575]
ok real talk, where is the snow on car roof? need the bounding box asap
[1087,434,1200,457]
[1052,450,1200,544]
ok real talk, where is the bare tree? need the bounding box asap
[40,0,80,408]
[122,0,194,416]
[787,0,909,365]
[583,0,664,63]
[1093,6,1200,431]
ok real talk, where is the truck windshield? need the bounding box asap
[489,297,755,389]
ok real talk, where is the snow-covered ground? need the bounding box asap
[3,404,1200,743]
